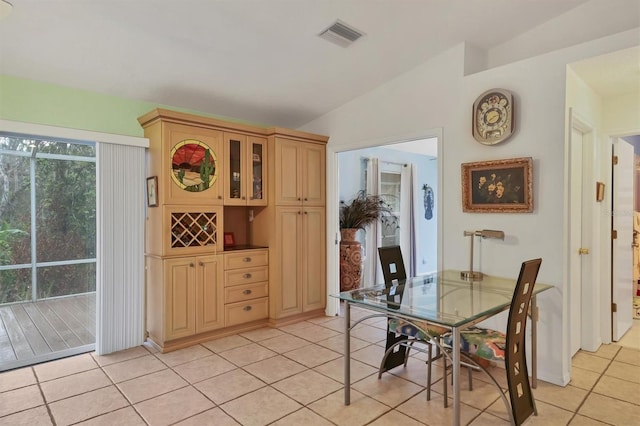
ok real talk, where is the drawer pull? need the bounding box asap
[243,289,252,295]
[243,305,252,311]
[199,262,204,266]
[243,273,252,279]
[189,263,195,267]
[243,257,252,263]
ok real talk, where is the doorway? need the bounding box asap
[335,138,438,296]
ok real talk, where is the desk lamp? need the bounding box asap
[460,229,505,281]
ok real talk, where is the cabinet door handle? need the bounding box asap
[218,196,222,199]
[297,197,301,201]
[199,262,204,266]
[304,211,308,215]
[243,273,252,279]
[243,257,252,262]
[189,263,195,267]
[243,305,252,311]
[241,196,246,200]
[243,289,252,295]
[304,198,308,201]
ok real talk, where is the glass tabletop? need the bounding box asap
[334,270,553,328]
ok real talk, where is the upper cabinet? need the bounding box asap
[273,137,326,206]
[224,133,268,206]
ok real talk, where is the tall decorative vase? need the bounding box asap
[340,228,362,291]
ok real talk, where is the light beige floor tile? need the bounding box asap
[270,407,334,425]
[306,315,338,324]
[397,390,481,426]
[0,366,36,393]
[604,360,640,384]
[353,373,423,407]
[617,322,640,350]
[314,356,377,384]
[201,334,252,353]
[0,384,45,417]
[258,334,311,353]
[101,354,166,383]
[40,368,111,402]
[568,366,601,390]
[316,334,370,354]
[523,400,574,425]
[174,407,241,425]
[316,317,347,332]
[351,342,387,368]
[243,355,307,383]
[220,386,302,426]
[0,405,53,426]
[272,370,343,405]
[49,386,128,426]
[33,353,98,382]
[195,368,265,404]
[116,368,188,404]
[240,327,285,342]
[91,346,150,367]
[568,414,611,425]
[153,344,212,367]
[76,407,146,425]
[351,324,387,343]
[277,320,317,333]
[578,392,640,425]
[571,352,610,374]
[134,386,214,426]
[445,376,502,411]
[308,389,390,426]
[531,380,588,412]
[592,374,640,405]
[283,344,341,368]
[368,410,427,425]
[172,353,236,383]
[387,356,445,388]
[615,347,640,366]
[468,411,509,425]
[219,343,277,367]
[589,343,620,360]
[287,323,342,342]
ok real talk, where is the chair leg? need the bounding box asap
[442,351,448,408]
[426,343,433,401]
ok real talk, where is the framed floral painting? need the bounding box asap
[461,157,533,213]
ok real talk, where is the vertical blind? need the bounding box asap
[96,141,146,355]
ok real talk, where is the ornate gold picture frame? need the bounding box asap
[461,157,533,213]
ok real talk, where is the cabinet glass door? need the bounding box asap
[248,137,267,205]
[224,134,245,205]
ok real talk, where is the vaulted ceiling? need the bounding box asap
[0,0,638,128]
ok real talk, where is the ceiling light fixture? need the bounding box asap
[0,0,13,20]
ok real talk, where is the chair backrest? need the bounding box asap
[378,246,407,284]
[505,258,542,426]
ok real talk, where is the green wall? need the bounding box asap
[0,75,263,137]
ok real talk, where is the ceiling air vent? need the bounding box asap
[318,20,364,48]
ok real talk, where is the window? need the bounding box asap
[0,133,96,304]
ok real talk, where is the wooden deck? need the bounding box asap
[0,293,95,367]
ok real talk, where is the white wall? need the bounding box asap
[302,29,639,386]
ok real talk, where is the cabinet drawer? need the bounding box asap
[225,297,268,326]
[225,266,268,286]
[225,282,268,304]
[224,250,268,269]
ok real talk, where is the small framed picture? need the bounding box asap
[146,176,158,207]
[224,232,235,247]
[461,157,533,213]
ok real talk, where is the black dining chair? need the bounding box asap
[443,258,542,425]
[377,246,466,404]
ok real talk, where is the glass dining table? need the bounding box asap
[334,270,553,426]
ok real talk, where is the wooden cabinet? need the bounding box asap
[224,133,267,206]
[271,206,326,318]
[146,255,224,344]
[223,250,269,326]
[253,128,329,322]
[274,138,325,206]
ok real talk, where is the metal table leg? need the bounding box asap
[344,301,351,405]
[452,327,460,426]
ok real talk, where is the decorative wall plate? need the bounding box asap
[472,89,514,145]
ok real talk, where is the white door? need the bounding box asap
[613,138,634,341]
[569,127,584,356]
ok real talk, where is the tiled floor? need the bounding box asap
[1,311,639,426]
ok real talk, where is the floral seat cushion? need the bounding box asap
[442,326,506,361]
[389,318,448,340]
